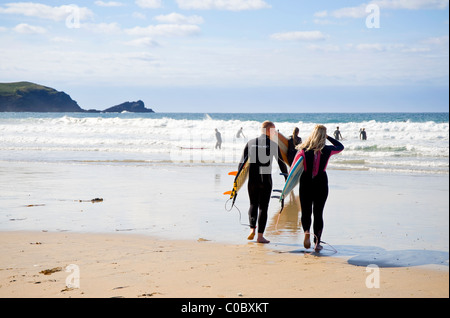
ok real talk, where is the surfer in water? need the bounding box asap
[296,125,344,252]
[215,128,222,149]
[360,128,367,140]
[333,126,343,141]
[236,127,246,139]
[287,127,302,165]
[238,121,288,243]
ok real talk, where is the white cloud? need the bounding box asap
[51,36,75,43]
[0,3,93,22]
[331,4,368,18]
[374,0,449,10]
[133,12,147,19]
[126,52,159,63]
[313,19,338,25]
[355,43,387,51]
[307,44,341,52]
[323,0,449,19]
[270,31,327,42]
[154,12,204,24]
[123,37,160,47]
[355,43,405,52]
[423,35,449,45]
[136,0,163,9]
[82,22,122,34]
[314,10,328,18]
[125,24,201,37]
[176,0,271,11]
[401,47,431,53]
[95,1,125,7]
[13,23,46,34]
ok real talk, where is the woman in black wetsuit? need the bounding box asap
[238,121,288,243]
[287,127,302,165]
[297,125,344,252]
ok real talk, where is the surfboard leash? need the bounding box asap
[274,215,337,254]
[271,189,285,213]
[225,198,250,228]
[307,232,338,254]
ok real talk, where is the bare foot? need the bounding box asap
[257,234,270,244]
[247,229,256,240]
[314,244,323,252]
[304,232,311,249]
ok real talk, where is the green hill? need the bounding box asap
[0,82,84,112]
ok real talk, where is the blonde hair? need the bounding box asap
[296,124,327,154]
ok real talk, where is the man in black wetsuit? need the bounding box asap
[238,121,288,243]
[333,126,343,140]
[360,128,367,140]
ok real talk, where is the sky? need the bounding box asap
[0,0,449,112]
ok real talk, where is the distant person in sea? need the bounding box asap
[215,128,222,149]
[287,127,302,166]
[360,128,367,140]
[236,127,246,139]
[333,126,343,141]
[239,121,288,244]
[296,125,344,252]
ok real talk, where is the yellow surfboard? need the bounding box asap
[223,158,249,205]
[224,131,290,206]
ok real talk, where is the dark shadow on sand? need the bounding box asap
[271,243,449,268]
[341,246,449,268]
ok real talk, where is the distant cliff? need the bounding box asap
[103,100,154,113]
[0,82,84,112]
[0,82,155,113]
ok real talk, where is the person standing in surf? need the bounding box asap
[360,128,367,140]
[333,126,343,141]
[236,127,246,139]
[296,125,344,252]
[238,121,288,244]
[287,127,302,165]
[215,128,222,149]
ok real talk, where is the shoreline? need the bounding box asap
[0,230,448,298]
[1,161,448,251]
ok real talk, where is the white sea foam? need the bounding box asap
[0,115,448,174]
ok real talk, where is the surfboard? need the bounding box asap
[178,146,207,150]
[277,150,304,211]
[271,131,289,165]
[224,132,289,207]
[223,157,249,207]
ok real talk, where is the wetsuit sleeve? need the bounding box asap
[327,136,344,155]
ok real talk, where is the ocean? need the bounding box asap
[0,112,448,175]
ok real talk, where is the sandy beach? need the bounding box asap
[1,159,448,299]
[0,231,448,299]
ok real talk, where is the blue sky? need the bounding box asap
[0,0,448,112]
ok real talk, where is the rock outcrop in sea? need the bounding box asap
[103,100,154,113]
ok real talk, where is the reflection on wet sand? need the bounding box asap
[266,193,301,235]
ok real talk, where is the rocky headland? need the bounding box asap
[0,82,154,113]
